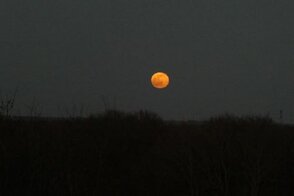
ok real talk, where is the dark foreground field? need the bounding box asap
[0,111,293,195]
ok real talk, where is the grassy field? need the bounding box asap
[0,111,293,195]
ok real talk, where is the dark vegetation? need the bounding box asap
[0,109,293,196]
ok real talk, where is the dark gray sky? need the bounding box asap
[1,0,293,122]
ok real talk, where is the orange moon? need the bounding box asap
[151,72,170,89]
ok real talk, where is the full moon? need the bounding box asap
[151,72,170,89]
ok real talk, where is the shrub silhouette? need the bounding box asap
[0,111,293,195]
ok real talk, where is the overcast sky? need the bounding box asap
[0,0,293,122]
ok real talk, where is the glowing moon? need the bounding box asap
[151,72,170,89]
